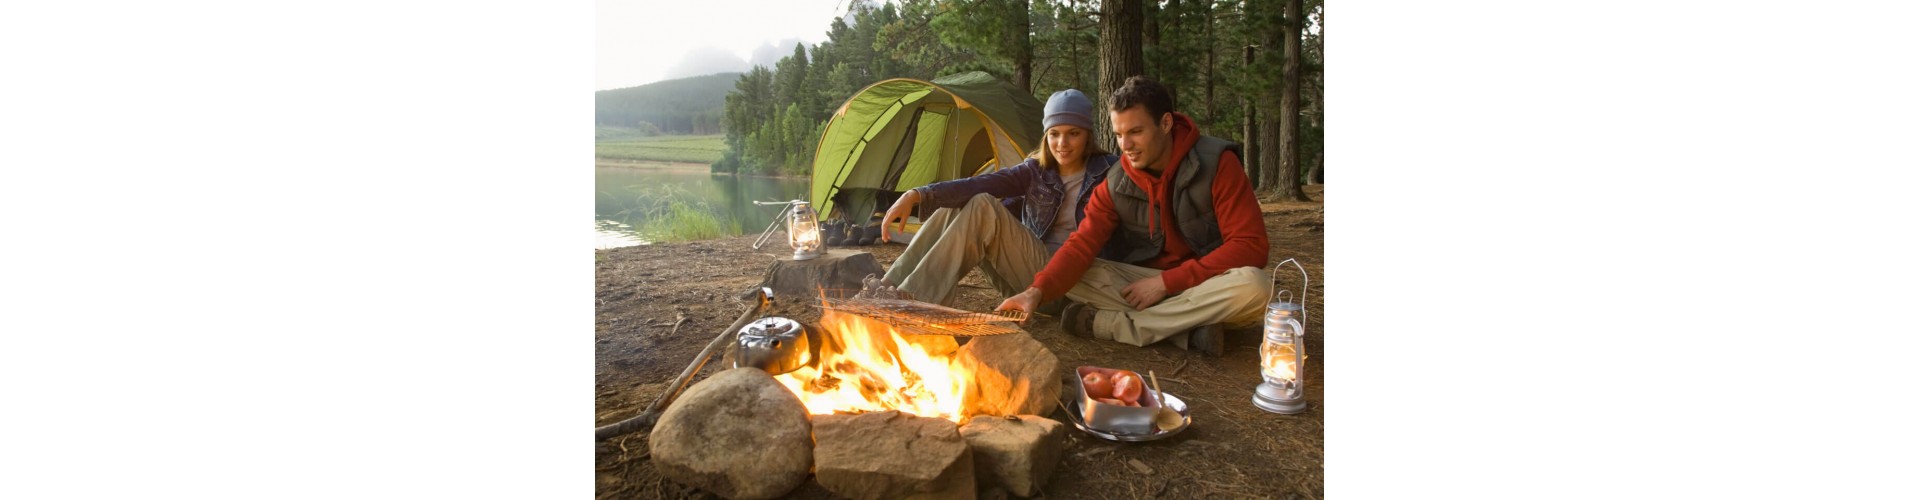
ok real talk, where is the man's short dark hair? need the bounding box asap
[1108,75,1174,121]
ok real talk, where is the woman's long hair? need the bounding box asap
[1029,126,1109,171]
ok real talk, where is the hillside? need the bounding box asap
[595,72,741,135]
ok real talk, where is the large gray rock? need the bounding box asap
[954,332,1060,417]
[649,368,812,499]
[960,415,1067,497]
[813,411,975,500]
[759,248,884,298]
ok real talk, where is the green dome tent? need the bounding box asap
[809,72,1043,228]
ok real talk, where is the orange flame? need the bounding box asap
[773,310,974,423]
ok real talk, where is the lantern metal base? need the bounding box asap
[1253,381,1307,414]
[792,249,822,261]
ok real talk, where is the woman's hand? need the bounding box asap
[878,189,922,243]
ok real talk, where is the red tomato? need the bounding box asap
[1096,397,1128,407]
[1082,371,1114,399]
[1112,371,1144,404]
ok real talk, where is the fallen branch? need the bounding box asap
[594,288,770,441]
[1168,358,1191,378]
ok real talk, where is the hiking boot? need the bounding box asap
[823,220,849,246]
[1036,298,1069,317]
[1188,323,1225,357]
[1060,302,1097,339]
[856,221,884,246]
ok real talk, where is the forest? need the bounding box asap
[710,0,1322,199]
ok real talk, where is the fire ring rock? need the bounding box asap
[960,415,1067,497]
[813,411,975,500]
[649,368,812,499]
[954,332,1061,417]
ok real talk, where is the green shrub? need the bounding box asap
[640,201,740,241]
[608,184,743,243]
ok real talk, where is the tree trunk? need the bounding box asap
[1071,30,1084,91]
[1304,151,1321,185]
[1202,0,1215,122]
[1164,0,1182,111]
[1096,0,1144,150]
[1242,44,1260,188]
[1144,0,1160,51]
[1275,0,1309,201]
[1011,0,1032,93]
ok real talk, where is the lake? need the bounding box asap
[596,165,811,249]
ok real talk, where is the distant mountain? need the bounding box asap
[595,72,742,135]
[748,39,805,70]
[662,46,749,81]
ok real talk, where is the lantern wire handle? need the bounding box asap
[1270,258,1310,327]
[751,199,802,250]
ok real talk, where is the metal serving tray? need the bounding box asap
[1062,390,1190,442]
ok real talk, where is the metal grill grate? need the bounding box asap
[818,297,1028,337]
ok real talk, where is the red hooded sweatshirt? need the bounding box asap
[1029,112,1269,303]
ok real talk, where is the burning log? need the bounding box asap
[774,312,971,422]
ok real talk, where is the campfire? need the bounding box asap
[638,282,1067,499]
[772,311,976,423]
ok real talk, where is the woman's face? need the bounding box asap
[1046,125,1090,166]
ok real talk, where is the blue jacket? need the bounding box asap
[913,154,1121,243]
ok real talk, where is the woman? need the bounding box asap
[874,89,1121,307]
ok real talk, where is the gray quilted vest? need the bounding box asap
[1100,135,1244,264]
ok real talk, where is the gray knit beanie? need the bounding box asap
[1042,89,1095,132]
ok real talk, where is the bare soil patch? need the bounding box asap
[596,186,1324,499]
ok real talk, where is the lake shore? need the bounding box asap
[593,158,809,180]
[593,158,711,170]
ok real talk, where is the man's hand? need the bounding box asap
[878,189,922,243]
[1121,275,1168,310]
[996,287,1044,323]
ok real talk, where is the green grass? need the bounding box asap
[605,184,745,243]
[595,132,726,164]
[640,201,742,241]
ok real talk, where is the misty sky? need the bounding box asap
[598,0,850,90]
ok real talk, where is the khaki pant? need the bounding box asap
[886,193,1271,350]
[1060,261,1270,349]
[886,193,1050,306]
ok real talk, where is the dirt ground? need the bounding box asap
[596,186,1324,499]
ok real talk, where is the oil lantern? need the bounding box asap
[1254,258,1310,414]
[787,201,823,261]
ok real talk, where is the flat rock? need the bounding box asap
[954,332,1060,417]
[649,368,812,499]
[959,415,1068,497]
[760,248,884,298]
[813,411,975,500]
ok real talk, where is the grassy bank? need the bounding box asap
[601,184,744,243]
[595,131,725,164]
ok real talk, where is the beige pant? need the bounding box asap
[886,193,1050,306]
[887,193,1271,350]
[1060,261,1271,349]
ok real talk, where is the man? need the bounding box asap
[997,76,1271,357]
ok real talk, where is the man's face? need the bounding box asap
[1110,105,1172,172]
